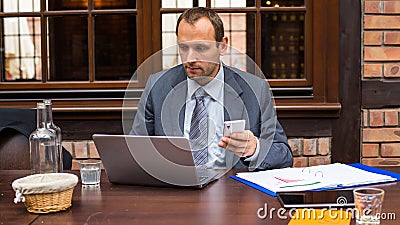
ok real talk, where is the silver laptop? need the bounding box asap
[92,134,220,188]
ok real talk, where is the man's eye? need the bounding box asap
[196,46,207,51]
[179,45,188,51]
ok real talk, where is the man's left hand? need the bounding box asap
[218,130,257,157]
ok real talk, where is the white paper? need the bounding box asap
[235,163,396,193]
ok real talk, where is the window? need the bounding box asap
[157,0,340,116]
[0,0,339,119]
[1,0,139,84]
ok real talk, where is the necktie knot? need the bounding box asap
[193,88,206,100]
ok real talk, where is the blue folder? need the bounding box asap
[230,163,400,197]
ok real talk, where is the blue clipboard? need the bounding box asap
[230,163,400,197]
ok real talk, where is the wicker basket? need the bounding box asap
[12,173,78,214]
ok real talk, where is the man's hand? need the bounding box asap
[218,130,257,157]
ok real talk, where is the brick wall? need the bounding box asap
[362,109,400,166]
[289,138,331,167]
[63,137,332,170]
[362,0,400,166]
[63,141,100,170]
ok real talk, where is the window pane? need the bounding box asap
[3,17,41,81]
[2,0,40,12]
[161,14,179,69]
[219,13,251,72]
[47,16,88,81]
[47,0,87,11]
[262,0,305,7]
[161,0,194,8]
[94,15,137,81]
[94,0,136,9]
[261,12,305,79]
[211,0,248,7]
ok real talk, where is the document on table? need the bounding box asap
[233,163,398,195]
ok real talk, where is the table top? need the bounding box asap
[1,168,399,225]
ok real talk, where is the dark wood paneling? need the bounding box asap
[58,120,123,140]
[59,117,332,140]
[331,0,361,164]
[362,80,400,108]
[280,118,332,137]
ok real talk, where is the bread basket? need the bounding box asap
[12,173,78,213]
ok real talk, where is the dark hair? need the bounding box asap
[176,7,225,42]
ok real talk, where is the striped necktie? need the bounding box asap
[189,88,208,167]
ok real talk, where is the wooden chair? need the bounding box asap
[0,129,31,170]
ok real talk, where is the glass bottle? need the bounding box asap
[29,102,58,174]
[43,99,63,172]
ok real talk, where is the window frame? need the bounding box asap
[0,0,340,118]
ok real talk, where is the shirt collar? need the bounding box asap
[187,64,224,102]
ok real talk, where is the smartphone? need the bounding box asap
[277,189,355,208]
[223,120,245,136]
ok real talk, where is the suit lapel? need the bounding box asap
[162,66,187,136]
[223,66,246,168]
[223,66,245,121]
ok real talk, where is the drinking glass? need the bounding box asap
[79,160,101,186]
[353,187,385,225]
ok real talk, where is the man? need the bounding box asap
[130,7,293,170]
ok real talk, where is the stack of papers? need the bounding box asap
[233,163,399,196]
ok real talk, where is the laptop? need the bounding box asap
[92,134,220,189]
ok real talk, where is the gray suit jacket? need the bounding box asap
[130,64,293,170]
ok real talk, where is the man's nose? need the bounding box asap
[185,48,198,62]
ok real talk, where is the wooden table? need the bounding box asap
[1,168,399,225]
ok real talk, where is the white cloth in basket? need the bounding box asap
[12,173,78,195]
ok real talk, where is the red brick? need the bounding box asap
[363,63,382,78]
[364,47,400,61]
[364,31,382,45]
[384,1,400,14]
[364,16,400,29]
[71,159,80,170]
[293,157,308,168]
[317,138,330,156]
[62,141,74,157]
[288,139,303,156]
[384,32,400,45]
[361,158,400,167]
[381,143,400,157]
[384,63,400,77]
[365,1,381,14]
[362,143,379,157]
[74,141,88,159]
[88,141,100,158]
[363,128,400,142]
[369,110,384,127]
[308,156,331,166]
[303,139,317,156]
[384,110,399,126]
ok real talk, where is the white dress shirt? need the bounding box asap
[184,64,260,169]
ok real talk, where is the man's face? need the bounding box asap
[177,17,227,83]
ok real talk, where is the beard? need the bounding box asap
[183,61,219,85]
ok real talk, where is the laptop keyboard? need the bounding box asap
[198,176,208,183]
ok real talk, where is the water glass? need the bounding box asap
[79,160,101,186]
[353,187,385,225]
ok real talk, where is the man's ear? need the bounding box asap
[219,36,228,55]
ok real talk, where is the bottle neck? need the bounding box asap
[37,106,47,129]
[45,104,54,124]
